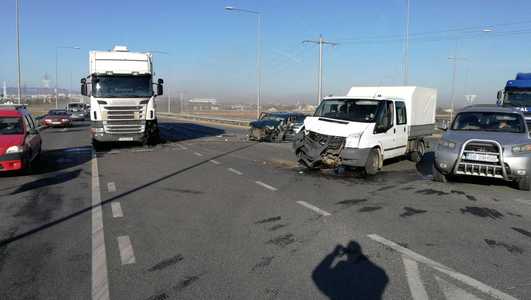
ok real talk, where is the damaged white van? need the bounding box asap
[293,86,437,174]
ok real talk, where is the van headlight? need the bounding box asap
[438,139,456,150]
[345,133,362,148]
[6,145,24,154]
[512,144,531,153]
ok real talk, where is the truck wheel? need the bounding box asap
[364,148,380,175]
[92,139,103,151]
[432,163,448,183]
[517,176,531,191]
[410,140,425,163]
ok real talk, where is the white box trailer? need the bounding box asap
[293,86,437,175]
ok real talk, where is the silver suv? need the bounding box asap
[433,105,531,190]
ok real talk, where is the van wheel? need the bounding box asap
[432,163,448,183]
[410,140,425,163]
[364,148,380,175]
[517,176,531,191]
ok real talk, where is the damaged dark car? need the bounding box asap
[248,112,306,142]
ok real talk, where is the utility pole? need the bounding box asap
[180,92,184,114]
[16,0,21,104]
[403,0,411,85]
[303,35,338,104]
[448,40,467,122]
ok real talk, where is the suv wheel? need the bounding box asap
[432,163,448,183]
[517,176,531,191]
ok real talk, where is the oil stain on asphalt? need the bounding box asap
[358,206,382,213]
[148,254,184,272]
[460,207,503,219]
[268,224,287,231]
[484,239,523,254]
[416,189,449,196]
[512,227,531,239]
[400,207,427,217]
[336,199,368,207]
[255,216,282,224]
[251,256,274,272]
[267,234,295,248]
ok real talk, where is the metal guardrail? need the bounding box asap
[158,112,251,127]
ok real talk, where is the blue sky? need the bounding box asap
[2,0,531,105]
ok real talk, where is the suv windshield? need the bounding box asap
[314,99,380,122]
[452,112,525,133]
[48,110,68,116]
[505,91,531,107]
[0,117,23,135]
[93,75,152,98]
[260,114,286,122]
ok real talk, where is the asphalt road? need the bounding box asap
[1,118,530,300]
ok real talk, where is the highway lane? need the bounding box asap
[0,122,93,299]
[1,117,530,299]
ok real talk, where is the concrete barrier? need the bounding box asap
[158,112,251,127]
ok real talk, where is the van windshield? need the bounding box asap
[314,99,380,122]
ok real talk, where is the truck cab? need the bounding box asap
[81,46,163,148]
[497,73,531,128]
[293,86,437,175]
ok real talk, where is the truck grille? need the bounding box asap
[103,106,145,134]
[307,131,345,150]
[455,140,505,178]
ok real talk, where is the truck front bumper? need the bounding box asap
[91,121,145,143]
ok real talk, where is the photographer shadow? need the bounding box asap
[312,241,389,300]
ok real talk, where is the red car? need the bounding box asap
[0,105,42,172]
[42,109,72,127]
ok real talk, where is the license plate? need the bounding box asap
[118,137,134,141]
[465,153,498,163]
[52,122,61,125]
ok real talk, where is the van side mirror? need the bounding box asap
[438,120,449,131]
[80,78,87,96]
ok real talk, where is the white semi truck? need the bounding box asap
[293,86,437,174]
[80,46,163,148]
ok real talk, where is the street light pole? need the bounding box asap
[303,35,338,104]
[225,6,262,119]
[403,0,410,85]
[16,0,22,104]
[55,46,80,108]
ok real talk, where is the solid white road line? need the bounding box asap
[117,236,136,265]
[515,198,531,205]
[435,275,484,300]
[255,181,278,191]
[228,168,243,175]
[193,152,203,157]
[367,234,518,300]
[210,159,221,165]
[111,202,123,218]
[91,151,110,300]
[107,182,116,193]
[296,201,332,216]
[402,256,429,300]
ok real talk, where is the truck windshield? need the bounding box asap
[93,75,152,98]
[314,99,380,122]
[452,112,525,133]
[0,117,23,135]
[505,91,531,107]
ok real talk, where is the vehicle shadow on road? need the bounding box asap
[312,241,389,300]
[158,122,226,143]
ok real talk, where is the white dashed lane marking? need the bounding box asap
[403,256,429,300]
[368,234,518,300]
[228,168,243,175]
[296,201,331,216]
[111,202,123,218]
[255,181,278,191]
[210,159,221,165]
[107,182,116,193]
[117,236,136,265]
[193,152,203,157]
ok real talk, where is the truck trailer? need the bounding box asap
[293,86,437,175]
[81,46,163,148]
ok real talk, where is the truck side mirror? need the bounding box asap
[497,90,503,101]
[156,78,164,95]
[80,78,87,96]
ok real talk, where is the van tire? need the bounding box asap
[364,148,380,176]
[517,176,531,191]
[432,163,448,183]
[410,140,425,163]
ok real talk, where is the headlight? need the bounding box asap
[512,144,531,153]
[6,145,23,154]
[61,118,69,122]
[44,119,51,122]
[438,139,456,149]
[345,133,362,148]
[265,125,275,130]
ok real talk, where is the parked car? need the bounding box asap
[42,109,72,127]
[66,102,89,121]
[433,105,531,190]
[249,112,306,142]
[0,105,42,172]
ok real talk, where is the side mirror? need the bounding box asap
[80,78,87,96]
[158,78,164,85]
[497,90,503,101]
[438,120,449,131]
[156,78,164,95]
[29,128,39,135]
